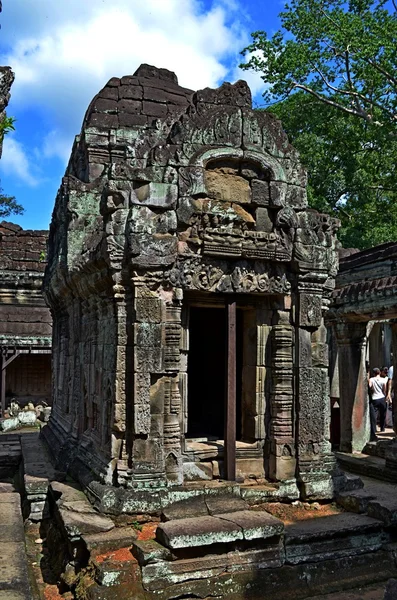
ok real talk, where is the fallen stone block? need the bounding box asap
[0,417,19,432]
[18,411,37,426]
[215,510,284,541]
[94,555,141,588]
[156,515,244,549]
[59,508,115,541]
[240,480,300,503]
[182,461,213,481]
[132,539,173,566]
[83,527,138,554]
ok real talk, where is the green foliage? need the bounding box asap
[241,0,397,248]
[0,186,24,218]
[268,92,397,248]
[0,115,24,218]
[0,115,15,141]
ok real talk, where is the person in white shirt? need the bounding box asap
[368,368,387,440]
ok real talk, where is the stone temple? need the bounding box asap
[43,64,343,510]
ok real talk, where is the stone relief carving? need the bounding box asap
[167,258,291,294]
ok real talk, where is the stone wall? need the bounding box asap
[0,222,52,406]
[328,242,397,452]
[44,64,341,504]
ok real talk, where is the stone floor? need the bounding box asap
[0,481,32,599]
[307,583,386,600]
[2,428,397,600]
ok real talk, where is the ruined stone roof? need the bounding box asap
[83,64,195,130]
[0,221,48,273]
[338,241,397,272]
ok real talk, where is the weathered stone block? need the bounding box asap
[142,100,167,117]
[183,461,213,481]
[205,169,251,204]
[286,184,307,209]
[270,181,287,206]
[298,328,312,367]
[119,85,143,100]
[134,322,162,347]
[130,182,177,208]
[94,98,118,113]
[251,179,270,206]
[134,297,163,323]
[118,99,142,114]
[133,372,151,434]
[299,294,322,328]
[156,515,244,549]
[118,113,148,127]
[255,207,273,232]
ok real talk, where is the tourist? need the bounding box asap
[368,368,387,439]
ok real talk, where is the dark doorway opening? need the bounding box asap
[187,306,243,440]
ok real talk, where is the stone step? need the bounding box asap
[161,493,248,521]
[337,474,397,527]
[49,480,115,543]
[156,510,284,550]
[285,513,385,565]
[0,486,32,598]
[335,452,397,483]
[362,438,393,459]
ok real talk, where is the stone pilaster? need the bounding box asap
[296,280,336,499]
[335,321,369,453]
[163,302,183,484]
[128,283,167,488]
[268,312,295,481]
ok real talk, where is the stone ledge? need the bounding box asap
[215,510,284,541]
[156,515,244,549]
[156,510,284,550]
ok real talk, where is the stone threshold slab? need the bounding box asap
[156,510,284,549]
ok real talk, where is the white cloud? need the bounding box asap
[42,130,73,164]
[0,136,39,187]
[0,0,250,163]
[232,50,269,101]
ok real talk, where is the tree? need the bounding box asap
[0,114,23,219]
[268,92,397,248]
[241,0,397,248]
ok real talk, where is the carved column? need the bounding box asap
[335,321,369,452]
[296,285,336,499]
[269,312,295,481]
[163,302,183,484]
[129,283,167,487]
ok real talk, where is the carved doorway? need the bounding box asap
[186,304,243,444]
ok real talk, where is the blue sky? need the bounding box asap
[0,0,283,230]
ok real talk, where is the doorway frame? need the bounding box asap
[180,292,270,478]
